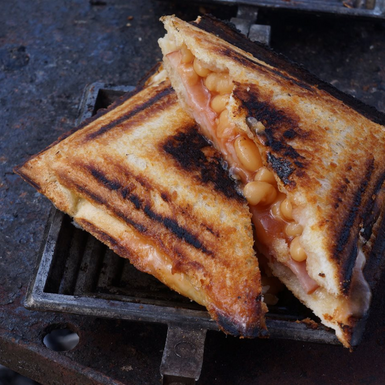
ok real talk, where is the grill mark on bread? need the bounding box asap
[76,218,130,259]
[20,75,170,163]
[89,166,145,211]
[335,161,373,257]
[219,47,312,92]
[170,256,205,277]
[266,153,295,186]
[13,166,42,191]
[84,85,174,141]
[100,159,222,239]
[162,127,244,201]
[90,167,121,191]
[361,173,385,242]
[340,244,359,295]
[161,192,170,202]
[336,170,385,295]
[234,84,308,186]
[193,14,385,126]
[111,160,222,238]
[334,159,375,293]
[81,164,214,255]
[34,86,150,156]
[142,204,212,255]
[58,172,147,234]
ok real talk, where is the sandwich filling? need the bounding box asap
[166,46,319,295]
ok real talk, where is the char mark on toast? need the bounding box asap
[162,126,244,201]
[77,218,131,260]
[221,47,312,92]
[142,204,212,255]
[234,83,308,187]
[12,168,42,191]
[13,80,173,168]
[88,166,145,211]
[334,159,385,294]
[266,153,295,186]
[361,173,385,242]
[57,170,147,233]
[58,162,215,256]
[84,84,174,141]
[193,14,385,126]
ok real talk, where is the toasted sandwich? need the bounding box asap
[159,15,385,348]
[14,69,268,338]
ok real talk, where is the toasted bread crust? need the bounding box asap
[15,77,268,338]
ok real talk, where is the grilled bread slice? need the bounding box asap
[14,70,268,338]
[159,15,385,347]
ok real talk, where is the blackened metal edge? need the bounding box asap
[75,83,135,125]
[265,318,339,345]
[24,83,338,346]
[186,0,385,19]
[24,208,65,309]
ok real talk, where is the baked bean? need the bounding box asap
[193,58,211,77]
[204,72,218,92]
[280,198,293,221]
[216,74,233,94]
[216,110,233,138]
[217,109,229,127]
[271,200,282,217]
[243,181,277,206]
[285,223,303,237]
[254,167,275,185]
[211,94,229,113]
[234,136,262,172]
[270,193,286,218]
[204,72,233,94]
[290,237,307,262]
[181,45,194,63]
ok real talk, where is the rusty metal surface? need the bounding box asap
[2,1,385,384]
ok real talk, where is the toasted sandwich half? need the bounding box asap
[159,15,385,348]
[14,69,268,338]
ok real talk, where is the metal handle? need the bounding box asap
[231,5,271,46]
[160,324,207,384]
